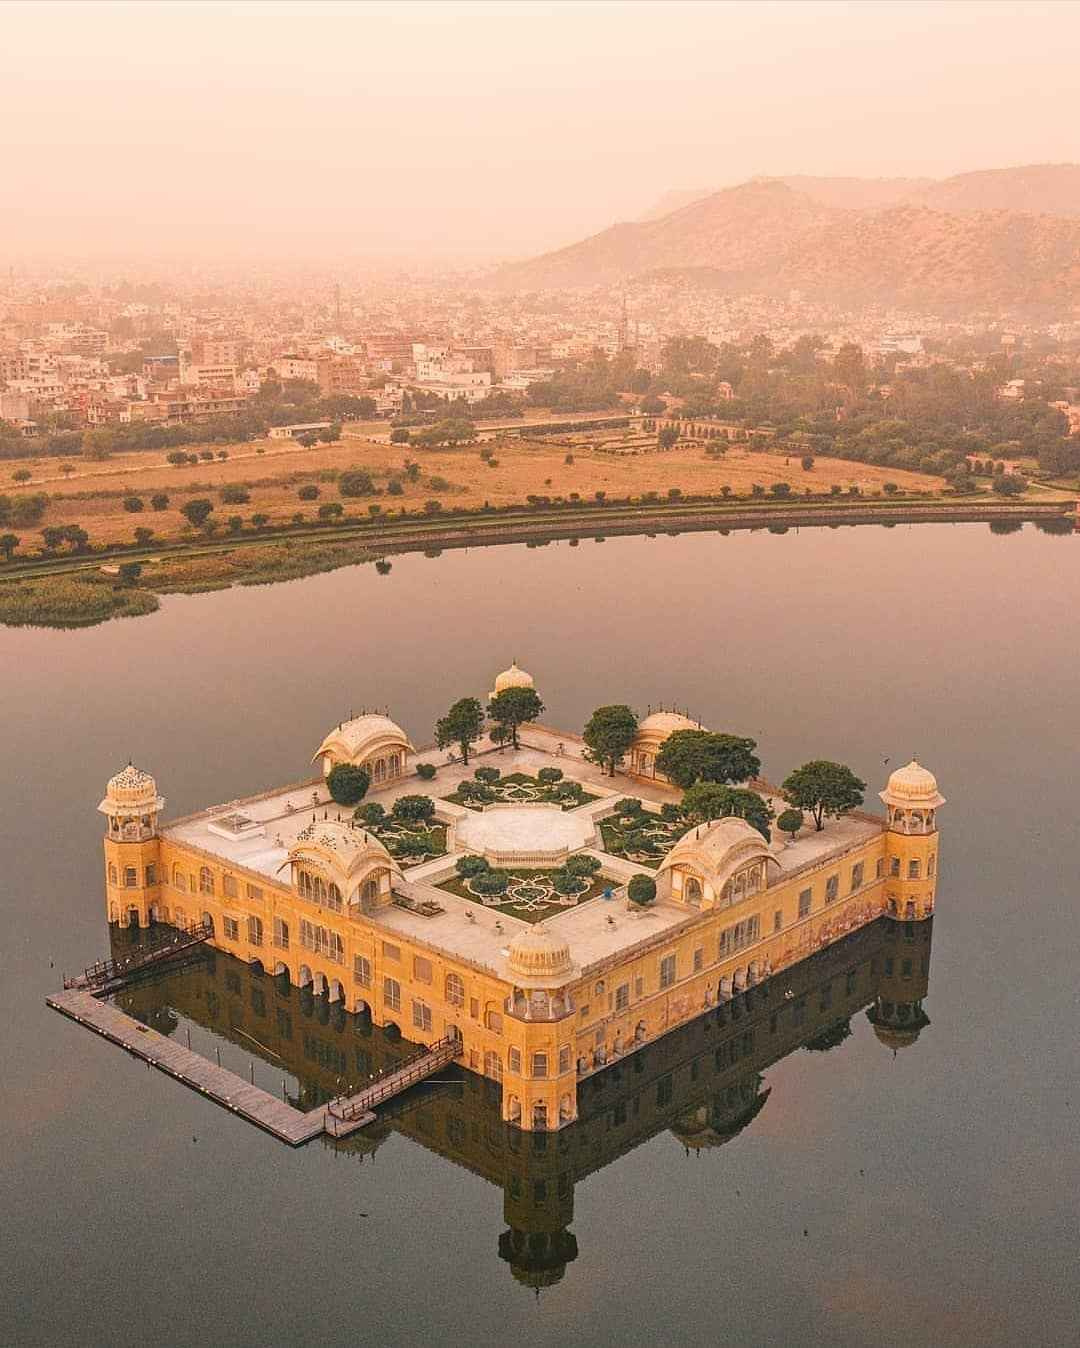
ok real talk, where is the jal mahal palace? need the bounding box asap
[99,662,944,1134]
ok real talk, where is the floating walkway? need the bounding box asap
[46,987,461,1145]
[325,1035,462,1137]
[64,921,213,996]
[47,988,369,1144]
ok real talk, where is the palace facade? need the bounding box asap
[100,665,943,1132]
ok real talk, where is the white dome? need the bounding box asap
[98,763,164,816]
[507,926,572,980]
[633,710,702,749]
[492,661,535,696]
[880,760,944,808]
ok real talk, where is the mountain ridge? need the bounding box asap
[497,166,1080,311]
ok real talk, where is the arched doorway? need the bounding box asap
[298,964,313,988]
[201,911,215,936]
[329,979,345,1004]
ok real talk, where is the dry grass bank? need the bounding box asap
[4,434,944,550]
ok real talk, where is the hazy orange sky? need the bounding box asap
[2,0,1079,263]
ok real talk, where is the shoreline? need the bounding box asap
[1,494,1074,629]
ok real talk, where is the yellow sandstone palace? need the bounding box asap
[100,663,943,1133]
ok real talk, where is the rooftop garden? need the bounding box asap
[353,796,447,867]
[436,852,610,923]
[598,798,693,866]
[444,767,599,812]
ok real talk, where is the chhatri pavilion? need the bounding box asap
[100,662,943,1132]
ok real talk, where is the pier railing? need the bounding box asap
[65,919,214,995]
[325,1034,462,1127]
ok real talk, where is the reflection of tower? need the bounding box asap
[879,761,945,921]
[499,1131,577,1292]
[99,764,164,928]
[867,917,933,1053]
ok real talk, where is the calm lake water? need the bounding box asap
[3,521,1079,1348]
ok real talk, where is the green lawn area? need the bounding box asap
[366,821,447,866]
[436,866,611,924]
[599,801,691,867]
[444,770,600,812]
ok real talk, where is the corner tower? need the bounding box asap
[879,760,944,922]
[99,764,164,928]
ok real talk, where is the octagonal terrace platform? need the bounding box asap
[451,804,598,866]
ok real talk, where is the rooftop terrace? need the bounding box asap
[162,728,884,984]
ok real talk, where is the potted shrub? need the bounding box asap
[628,874,657,907]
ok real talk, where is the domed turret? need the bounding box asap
[628,708,703,781]
[490,660,535,702]
[98,764,164,839]
[879,760,945,812]
[99,764,164,929]
[879,760,944,921]
[507,926,572,982]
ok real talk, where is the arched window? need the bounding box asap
[313,876,327,905]
[199,866,214,896]
[247,915,263,947]
[684,874,703,904]
[172,864,186,891]
[274,917,289,949]
[486,1007,503,1034]
[532,1101,548,1130]
[363,876,379,903]
[445,973,465,1007]
[484,1050,503,1082]
[108,862,118,885]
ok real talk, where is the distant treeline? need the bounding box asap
[0,383,376,461]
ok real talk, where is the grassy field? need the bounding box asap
[2,431,947,552]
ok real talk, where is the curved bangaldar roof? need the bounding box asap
[633,710,702,744]
[313,713,413,767]
[879,759,945,809]
[98,763,165,815]
[657,816,779,891]
[288,819,401,883]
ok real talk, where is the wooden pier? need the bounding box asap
[47,987,375,1145]
[325,1035,462,1137]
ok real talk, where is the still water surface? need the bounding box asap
[3,522,1079,1347]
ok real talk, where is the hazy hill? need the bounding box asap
[913,163,1080,216]
[499,170,1080,311]
[636,175,931,220]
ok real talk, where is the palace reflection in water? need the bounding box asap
[114,915,933,1292]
